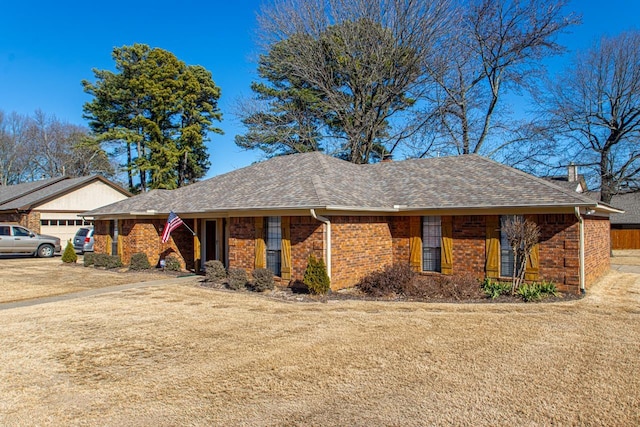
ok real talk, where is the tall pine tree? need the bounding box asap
[83,44,222,192]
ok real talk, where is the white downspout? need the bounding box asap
[574,207,586,294]
[310,209,331,280]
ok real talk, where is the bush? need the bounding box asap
[538,280,558,297]
[482,278,511,299]
[404,274,483,300]
[129,252,151,270]
[303,255,331,295]
[227,268,248,290]
[356,264,415,297]
[251,268,275,292]
[92,253,109,267]
[205,260,227,283]
[164,254,182,271]
[83,252,95,267]
[93,253,122,269]
[61,241,77,263]
[517,283,542,302]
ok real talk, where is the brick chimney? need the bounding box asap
[567,163,578,182]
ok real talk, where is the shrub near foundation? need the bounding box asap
[356,264,415,297]
[228,268,248,290]
[482,278,512,299]
[83,253,95,267]
[164,254,181,271]
[251,268,275,292]
[205,260,226,283]
[93,253,123,269]
[129,252,151,270]
[303,255,331,295]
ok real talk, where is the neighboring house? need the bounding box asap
[0,176,131,245]
[603,192,640,250]
[544,163,589,194]
[85,152,620,294]
[545,164,639,250]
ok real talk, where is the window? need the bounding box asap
[422,216,441,272]
[13,226,31,237]
[265,216,281,276]
[500,215,523,277]
[0,226,9,236]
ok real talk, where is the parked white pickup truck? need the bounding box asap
[0,223,61,257]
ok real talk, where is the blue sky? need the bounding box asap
[1,0,638,178]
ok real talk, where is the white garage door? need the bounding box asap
[40,218,93,247]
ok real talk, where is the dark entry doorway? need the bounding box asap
[205,220,216,262]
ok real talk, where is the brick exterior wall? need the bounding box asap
[93,212,610,295]
[0,211,41,232]
[390,216,410,264]
[290,216,324,280]
[452,215,487,276]
[227,217,256,274]
[536,214,580,293]
[94,219,195,270]
[227,216,324,283]
[331,216,394,289]
[584,216,611,288]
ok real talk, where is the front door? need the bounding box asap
[205,220,216,262]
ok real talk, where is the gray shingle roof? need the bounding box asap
[86,152,602,217]
[608,192,640,225]
[0,176,130,211]
[0,177,67,207]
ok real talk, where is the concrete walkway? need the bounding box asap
[0,275,202,311]
[611,264,640,274]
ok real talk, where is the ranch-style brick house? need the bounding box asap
[85,152,621,294]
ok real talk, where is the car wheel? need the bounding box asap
[37,244,55,258]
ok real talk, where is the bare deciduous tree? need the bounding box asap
[0,109,115,185]
[502,216,540,293]
[0,111,30,185]
[239,0,453,163]
[423,0,578,158]
[541,30,640,203]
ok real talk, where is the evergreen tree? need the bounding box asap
[83,44,222,192]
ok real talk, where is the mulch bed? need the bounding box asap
[199,275,583,304]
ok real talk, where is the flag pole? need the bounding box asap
[182,221,196,236]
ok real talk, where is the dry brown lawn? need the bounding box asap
[0,254,639,426]
[0,255,173,303]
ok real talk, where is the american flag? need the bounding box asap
[161,211,184,243]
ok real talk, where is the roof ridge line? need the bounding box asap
[0,176,69,206]
[472,155,598,205]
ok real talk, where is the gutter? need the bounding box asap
[574,207,586,294]
[310,209,331,281]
